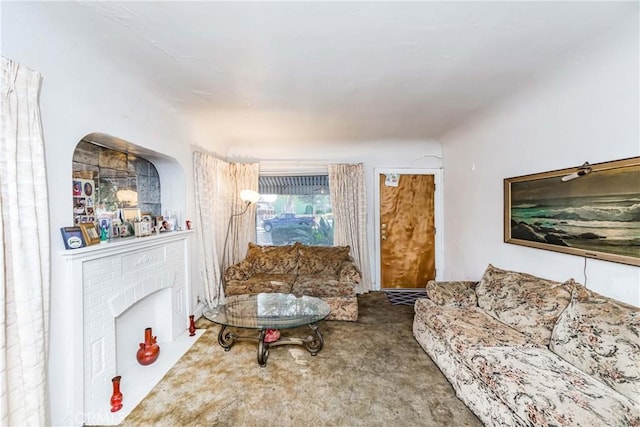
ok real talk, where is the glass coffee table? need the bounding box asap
[203,293,331,367]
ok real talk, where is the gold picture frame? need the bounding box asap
[79,223,101,245]
[504,157,640,266]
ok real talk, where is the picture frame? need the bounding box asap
[122,208,141,222]
[98,217,112,235]
[79,223,101,246]
[161,216,177,232]
[120,224,131,237]
[60,226,86,250]
[111,218,122,238]
[504,157,640,266]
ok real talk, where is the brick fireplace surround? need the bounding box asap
[62,230,203,425]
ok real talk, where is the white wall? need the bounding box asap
[2,3,196,425]
[441,20,640,306]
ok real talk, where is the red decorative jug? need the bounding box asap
[110,376,123,412]
[189,314,196,336]
[136,327,160,365]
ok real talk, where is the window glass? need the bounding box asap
[256,175,333,246]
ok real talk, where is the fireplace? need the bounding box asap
[62,231,202,425]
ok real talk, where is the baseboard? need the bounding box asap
[193,301,207,319]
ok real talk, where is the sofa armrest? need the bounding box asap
[338,260,361,283]
[224,259,254,282]
[425,280,478,306]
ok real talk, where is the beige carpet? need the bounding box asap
[119,292,482,427]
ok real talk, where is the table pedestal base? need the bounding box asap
[217,324,324,367]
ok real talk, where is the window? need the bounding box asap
[256,175,333,246]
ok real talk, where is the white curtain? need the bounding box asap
[227,163,259,266]
[1,58,50,426]
[329,163,372,293]
[193,153,228,306]
[193,153,258,305]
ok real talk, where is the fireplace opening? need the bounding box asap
[115,288,172,373]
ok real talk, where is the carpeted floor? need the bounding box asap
[118,292,481,427]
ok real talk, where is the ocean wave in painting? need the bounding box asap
[515,203,640,223]
[511,193,640,257]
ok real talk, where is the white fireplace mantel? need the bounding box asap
[62,230,203,425]
[60,230,195,261]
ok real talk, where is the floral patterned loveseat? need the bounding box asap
[413,264,639,426]
[224,242,360,321]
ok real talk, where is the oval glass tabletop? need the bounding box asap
[203,293,331,330]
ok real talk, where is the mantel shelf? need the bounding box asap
[60,229,194,260]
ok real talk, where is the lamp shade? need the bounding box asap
[239,189,260,204]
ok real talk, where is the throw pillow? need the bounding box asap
[550,284,640,405]
[475,264,573,346]
[245,242,299,274]
[425,280,478,307]
[297,245,351,275]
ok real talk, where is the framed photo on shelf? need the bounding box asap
[122,208,141,222]
[98,217,112,234]
[60,226,85,250]
[161,216,177,231]
[111,218,122,238]
[79,223,101,245]
[120,224,131,237]
[72,178,96,226]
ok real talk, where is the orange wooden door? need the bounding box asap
[380,173,436,289]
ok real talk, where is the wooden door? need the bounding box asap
[380,173,435,289]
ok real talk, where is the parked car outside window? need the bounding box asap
[262,213,313,232]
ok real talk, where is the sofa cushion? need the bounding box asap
[337,261,361,283]
[414,298,535,354]
[245,242,299,274]
[425,280,478,307]
[550,284,640,405]
[292,276,358,321]
[475,264,573,346]
[292,275,356,298]
[297,245,351,275]
[224,259,254,282]
[225,274,295,296]
[462,346,640,427]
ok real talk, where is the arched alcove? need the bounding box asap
[71,132,186,232]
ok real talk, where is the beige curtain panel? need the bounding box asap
[329,163,372,293]
[193,152,258,306]
[193,152,229,306]
[227,163,259,266]
[1,57,51,426]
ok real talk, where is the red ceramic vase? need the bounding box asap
[136,327,160,365]
[188,315,196,336]
[110,376,123,412]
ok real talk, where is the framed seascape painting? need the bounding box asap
[504,157,640,266]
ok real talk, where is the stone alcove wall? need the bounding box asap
[72,140,161,225]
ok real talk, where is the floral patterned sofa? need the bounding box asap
[413,264,640,426]
[224,242,360,321]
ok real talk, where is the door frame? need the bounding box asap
[373,168,444,290]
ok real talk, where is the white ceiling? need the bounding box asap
[43,1,638,143]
